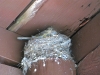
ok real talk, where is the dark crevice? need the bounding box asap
[71,9,100,38]
[90,9,100,19]
[70,18,90,38]
[88,3,91,7]
[6,0,36,30]
[71,10,100,65]
[76,44,100,65]
[81,5,84,7]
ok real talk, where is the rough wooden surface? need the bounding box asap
[27,59,76,75]
[77,45,100,75]
[71,12,100,62]
[0,0,100,75]
[0,27,24,66]
[13,0,100,36]
[0,0,31,28]
[8,0,47,32]
[0,63,23,75]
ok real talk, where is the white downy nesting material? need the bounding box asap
[21,27,73,75]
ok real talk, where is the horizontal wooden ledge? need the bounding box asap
[77,44,100,75]
[0,27,25,67]
[0,63,23,75]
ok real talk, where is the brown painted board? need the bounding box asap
[71,12,100,63]
[0,27,24,67]
[16,0,100,36]
[77,45,100,75]
[0,63,23,75]
[0,0,31,28]
[27,59,76,75]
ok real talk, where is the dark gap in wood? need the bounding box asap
[1,62,21,69]
[6,0,36,30]
[90,9,100,19]
[76,43,100,65]
[70,9,100,38]
[71,10,100,65]
[81,5,84,7]
[88,3,91,7]
[70,21,89,38]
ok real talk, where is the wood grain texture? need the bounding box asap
[27,59,76,75]
[0,0,31,28]
[8,0,47,32]
[15,0,100,36]
[77,45,100,75]
[71,12,100,62]
[0,27,24,67]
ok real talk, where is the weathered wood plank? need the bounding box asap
[0,63,23,75]
[0,27,24,66]
[12,0,100,36]
[77,45,100,75]
[0,0,31,28]
[71,12,100,62]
